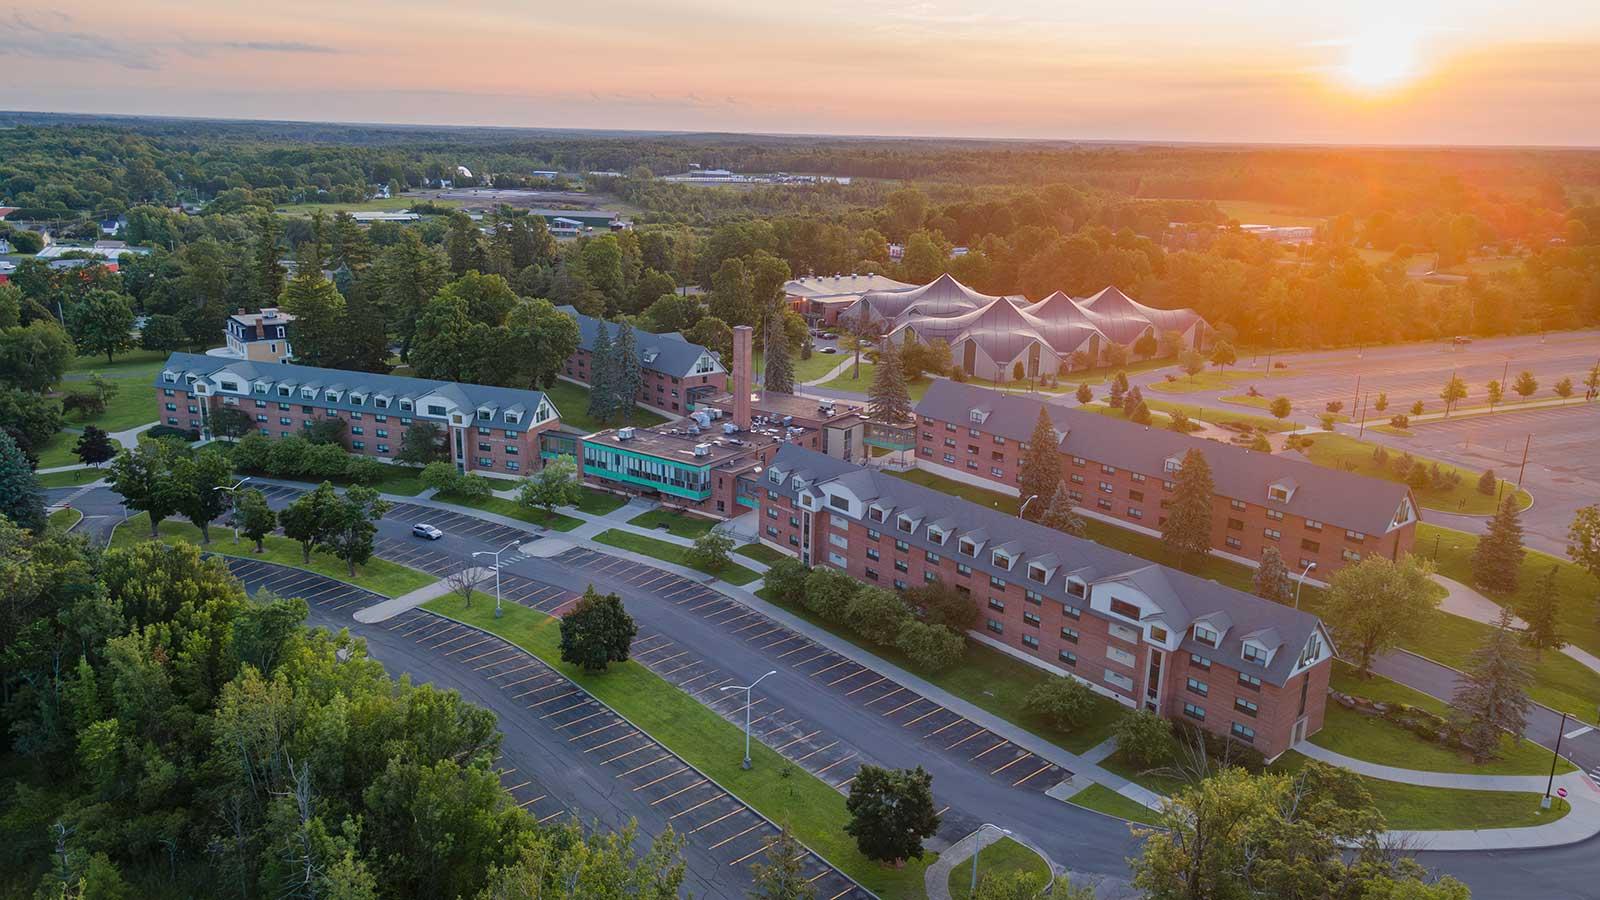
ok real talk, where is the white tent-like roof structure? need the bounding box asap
[1079,286,1205,341]
[844,273,1000,327]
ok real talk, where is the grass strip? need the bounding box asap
[1293,433,1530,515]
[575,488,627,516]
[1064,783,1163,827]
[111,512,436,597]
[593,529,761,585]
[946,836,1051,899]
[420,594,930,899]
[435,492,582,532]
[736,543,787,565]
[37,468,104,489]
[627,508,719,538]
[48,507,84,532]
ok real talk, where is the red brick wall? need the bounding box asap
[562,348,727,415]
[754,489,1327,757]
[914,412,1416,577]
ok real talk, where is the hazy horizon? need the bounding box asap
[5,1,1600,147]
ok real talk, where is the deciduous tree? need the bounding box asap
[1269,396,1292,420]
[747,825,815,900]
[170,447,234,544]
[844,765,941,864]
[1513,370,1538,399]
[559,586,638,672]
[1024,676,1097,732]
[234,487,277,553]
[1323,555,1438,676]
[323,485,391,576]
[280,482,338,563]
[73,425,116,468]
[1439,373,1467,415]
[517,455,583,520]
[67,289,135,364]
[687,529,735,574]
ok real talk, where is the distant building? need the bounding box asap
[530,209,628,232]
[35,242,150,261]
[784,273,915,326]
[557,306,726,416]
[347,211,420,223]
[531,170,560,179]
[222,308,297,363]
[155,352,560,478]
[1239,224,1316,243]
[0,207,16,220]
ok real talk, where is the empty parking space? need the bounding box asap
[224,555,386,614]
[384,608,869,899]
[551,547,1070,799]
[385,502,532,546]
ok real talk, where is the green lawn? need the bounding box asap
[1144,398,1292,433]
[756,586,1122,755]
[60,373,161,432]
[34,431,84,469]
[627,508,718,538]
[947,836,1050,899]
[1065,783,1164,826]
[1314,662,1574,776]
[757,348,846,384]
[48,507,83,533]
[420,595,931,899]
[1294,433,1530,515]
[817,363,936,401]
[575,488,627,516]
[111,513,436,598]
[66,348,170,376]
[736,543,787,565]
[275,196,458,216]
[1214,200,1325,228]
[1273,751,1569,831]
[592,529,761,585]
[1145,371,1255,394]
[435,491,582,532]
[542,380,669,434]
[1422,523,1600,660]
[37,468,104,489]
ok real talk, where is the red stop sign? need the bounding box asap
[1557,787,1569,798]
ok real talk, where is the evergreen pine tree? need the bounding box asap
[1253,546,1294,605]
[764,310,796,394]
[1040,482,1086,537]
[1108,370,1129,407]
[612,321,642,420]
[867,340,912,424]
[0,430,45,533]
[1472,494,1525,596]
[1522,564,1564,658]
[1451,607,1533,762]
[1018,408,1062,520]
[587,320,616,423]
[1161,448,1215,568]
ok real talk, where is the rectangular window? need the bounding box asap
[895,539,910,552]
[829,533,849,549]
[1266,509,1284,521]
[1024,589,1043,604]
[866,547,880,561]
[1231,723,1256,743]
[1128,508,1143,520]
[1097,498,1113,511]
[1101,464,1117,475]
[1234,698,1259,717]
[1183,703,1206,721]
[1237,672,1262,691]
[1128,489,1144,502]
[894,560,908,573]
[1264,528,1281,541]
[1106,646,1136,667]
[1227,517,1244,531]
[1109,598,1141,620]
[1225,536,1242,549]
[986,619,1004,635]
[1058,650,1077,666]
[1062,602,1081,619]
[1070,473,1085,485]
[1186,677,1209,696]
[1021,634,1039,649]
[988,597,1005,612]
[1104,669,1134,692]
[1098,481,1114,494]
[1023,611,1041,627]
[864,567,878,580]
[1305,519,1323,531]
[1190,653,1211,670]
[1342,548,1362,562]
[956,562,971,576]
[1242,644,1268,665]
[1060,627,1079,643]
[352,441,365,450]
[989,575,1007,589]
[1231,499,1247,510]
[1193,625,1218,646]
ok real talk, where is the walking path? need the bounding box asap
[1432,574,1600,677]
[37,421,156,474]
[353,565,495,623]
[1295,742,1600,850]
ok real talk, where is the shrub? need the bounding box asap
[146,424,198,442]
[1113,710,1174,769]
[764,558,810,605]
[902,579,975,632]
[894,620,965,672]
[420,461,459,492]
[1023,676,1098,732]
[268,435,313,476]
[846,587,912,646]
[1477,468,1497,496]
[342,456,388,486]
[1389,414,1410,430]
[1171,721,1266,774]
[303,442,350,479]
[803,568,859,623]
[686,530,735,573]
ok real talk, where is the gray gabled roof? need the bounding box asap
[758,444,1327,686]
[915,380,1416,536]
[154,353,558,434]
[557,306,722,378]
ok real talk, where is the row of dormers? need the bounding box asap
[767,460,1331,679]
[162,366,555,429]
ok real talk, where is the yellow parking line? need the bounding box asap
[1012,762,1054,787]
[991,753,1032,776]
[945,728,986,750]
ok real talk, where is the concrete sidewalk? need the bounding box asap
[1432,574,1600,677]
[354,565,495,623]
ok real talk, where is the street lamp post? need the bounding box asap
[1545,711,1570,809]
[1019,494,1040,521]
[721,670,777,770]
[212,476,252,544]
[1293,561,1318,610]
[472,539,522,619]
[970,824,1054,898]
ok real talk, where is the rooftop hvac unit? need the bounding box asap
[617,427,635,440]
[722,422,739,434]
[688,425,700,435]
[693,443,711,457]
[782,416,793,426]
[692,410,712,428]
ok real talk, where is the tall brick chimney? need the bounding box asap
[732,325,753,430]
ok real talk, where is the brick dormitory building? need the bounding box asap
[745,444,1334,759]
[154,352,562,478]
[911,380,1418,581]
[556,306,727,416]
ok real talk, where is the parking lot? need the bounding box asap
[383,608,871,900]
[551,547,1071,807]
[223,555,387,615]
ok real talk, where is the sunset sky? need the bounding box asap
[5,1,1599,145]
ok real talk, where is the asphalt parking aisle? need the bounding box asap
[223,555,387,614]
[551,547,1070,797]
[385,502,532,546]
[384,608,871,900]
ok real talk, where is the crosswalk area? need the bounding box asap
[383,608,871,900]
[553,547,1070,810]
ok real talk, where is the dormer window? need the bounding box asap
[868,507,887,524]
[958,538,978,557]
[1193,625,1219,647]
[896,515,914,533]
[350,393,365,406]
[504,411,520,424]
[478,409,493,421]
[828,494,850,511]
[426,403,448,417]
[277,386,291,397]
[1109,598,1141,620]
[769,469,783,484]
[301,387,316,399]
[218,379,240,392]
[1299,633,1323,668]
[1242,644,1269,666]
[254,382,269,394]
[991,550,1013,570]
[374,397,389,409]
[325,391,341,403]
[1149,625,1169,643]
[1027,564,1048,584]
[1164,456,1182,473]
[968,408,990,424]
[399,399,413,411]
[1065,579,1086,599]
[927,526,948,545]
[162,371,177,383]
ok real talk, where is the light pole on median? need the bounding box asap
[721,670,777,770]
[1545,711,1570,809]
[1293,561,1317,610]
[212,476,252,544]
[472,538,522,619]
[970,824,1054,898]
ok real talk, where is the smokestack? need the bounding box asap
[732,325,753,430]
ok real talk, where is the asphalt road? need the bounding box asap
[56,480,1600,898]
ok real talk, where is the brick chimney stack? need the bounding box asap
[732,325,753,430]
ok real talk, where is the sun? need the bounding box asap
[1339,28,1422,92]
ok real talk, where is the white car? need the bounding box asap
[820,346,838,354]
[412,523,444,540]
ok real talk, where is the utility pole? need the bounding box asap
[1357,393,1368,438]
[1517,434,1532,488]
[1352,374,1360,416]
[1544,711,1569,809]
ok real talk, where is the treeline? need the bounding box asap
[0,518,686,899]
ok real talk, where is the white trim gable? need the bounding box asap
[1289,623,1334,676]
[820,484,866,519]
